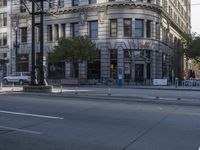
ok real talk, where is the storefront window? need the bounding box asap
[110,49,117,79]
[16,54,29,72]
[87,50,100,79]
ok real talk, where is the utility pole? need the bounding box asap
[38,0,46,85]
[30,0,37,85]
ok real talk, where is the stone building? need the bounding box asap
[0,0,12,78]
[9,0,191,84]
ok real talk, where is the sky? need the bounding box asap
[191,0,200,34]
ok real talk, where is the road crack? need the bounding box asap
[121,115,168,150]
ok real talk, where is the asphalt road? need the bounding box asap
[0,93,200,150]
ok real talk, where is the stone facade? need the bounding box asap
[5,0,191,84]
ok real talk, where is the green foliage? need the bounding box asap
[48,36,98,63]
[181,32,200,60]
[48,35,99,78]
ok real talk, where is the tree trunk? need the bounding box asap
[71,61,78,79]
[185,56,189,79]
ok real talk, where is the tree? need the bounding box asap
[48,35,98,78]
[181,33,200,78]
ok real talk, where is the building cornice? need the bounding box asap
[10,1,189,34]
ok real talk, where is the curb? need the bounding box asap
[8,92,200,107]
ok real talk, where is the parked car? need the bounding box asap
[3,72,31,85]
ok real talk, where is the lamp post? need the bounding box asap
[30,0,37,85]
[38,0,46,85]
[12,19,19,73]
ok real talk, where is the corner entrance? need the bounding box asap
[135,64,144,83]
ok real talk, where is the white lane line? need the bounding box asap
[0,125,41,135]
[0,110,64,120]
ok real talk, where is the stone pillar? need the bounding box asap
[144,20,147,38]
[144,63,147,80]
[58,24,62,39]
[65,61,71,79]
[118,19,123,38]
[132,18,135,37]
[117,47,124,80]
[79,62,87,79]
[65,23,71,38]
[152,50,156,79]
[101,48,110,79]
[156,51,162,78]
[52,24,56,41]
[151,21,156,39]
[79,22,87,36]
[131,50,135,81]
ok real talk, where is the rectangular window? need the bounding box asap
[124,19,132,37]
[72,0,79,6]
[54,24,59,41]
[89,21,98,38]
[21,27,27,43]
[20,0,26,13]
[146,20,151,38]
[124,49,131,59]
[47,25,53,41]
[110,19,117,37]
[0,32,6,46]
[89,0,96,4]
[4,0,7,6]
[0,33,2,46]
[71,23,79,37]
[135,19,144,37]
[35,24,40,42]
[0,13,6,27]
[3,13,6,26]
[0,0,7,6]
[58,0,64,7]
[61,24,66,38]
[49,0,54,8]
[110,49,117,79]
[3,32,7,46]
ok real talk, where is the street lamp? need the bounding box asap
[12,19,19,73]
[27,0,47,86]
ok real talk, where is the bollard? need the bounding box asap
[108,86,111,96]
[12,82,14,91]
[0,81,2,90]
[75,86,78,95]
[60,85,62,93]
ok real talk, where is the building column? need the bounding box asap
[65,23,71,38]
[152,50,156,79]
[132,18,135,37]
[151,21,156,39]
[131,50,135,81]
[79,62,87,79]
[58,24,62,39]
[144,20,147,38]
[65,61,71,79]
[117,47,124,80]
[101,48,110,80]
[157,51,163,78]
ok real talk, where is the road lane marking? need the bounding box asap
[0,110,64,120]
[0,125,41,135]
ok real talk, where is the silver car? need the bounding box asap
[3,72,31,85]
